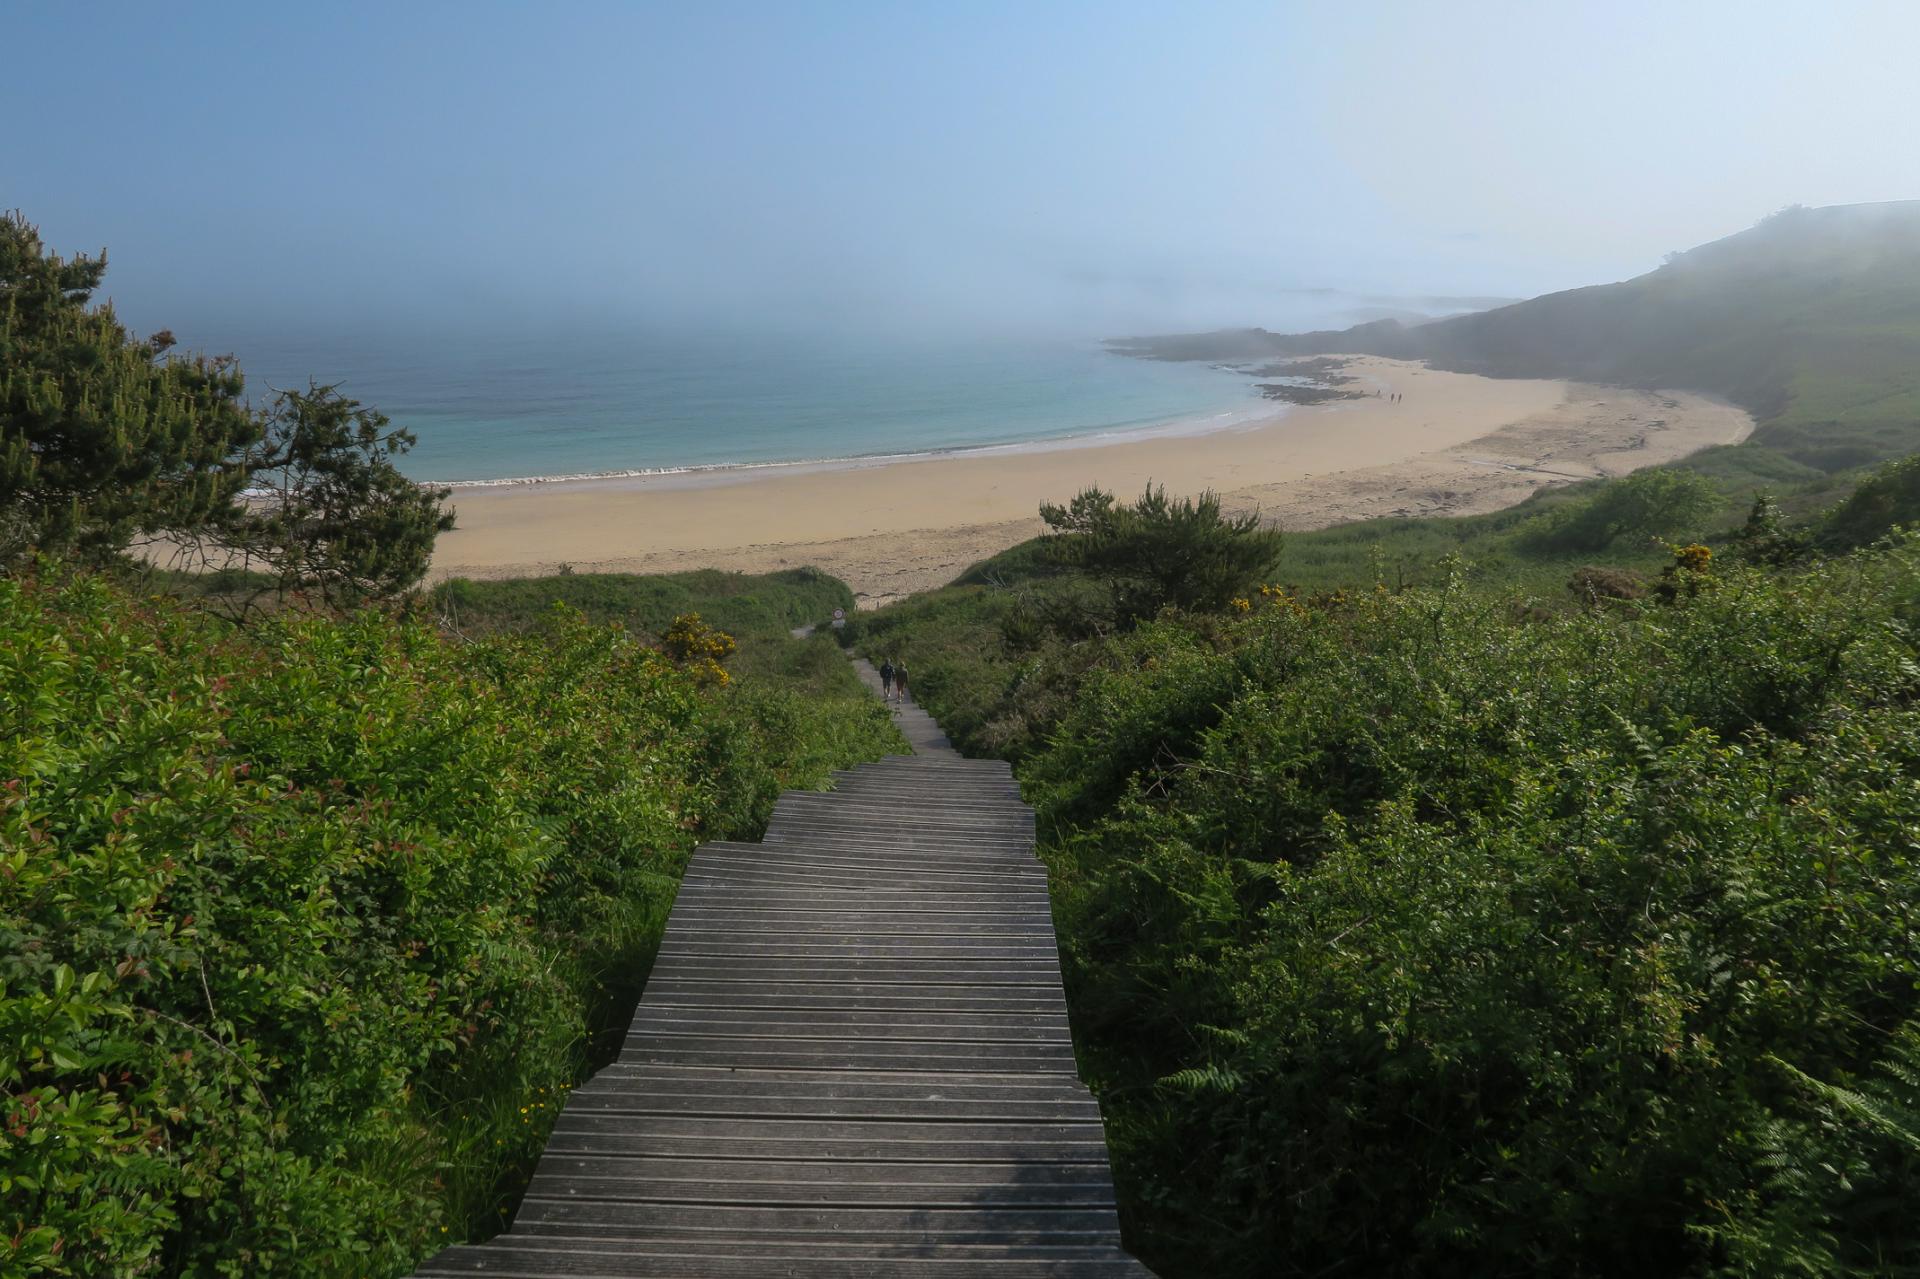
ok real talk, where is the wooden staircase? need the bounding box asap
[415,681,1148,1277]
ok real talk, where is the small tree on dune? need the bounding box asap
[1039,483,1284,624]
[218,384,456,607]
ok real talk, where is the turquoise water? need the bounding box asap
[198,326,1260,484]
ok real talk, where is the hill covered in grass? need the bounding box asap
[1115,201,1920,471]
[847,461,1920,1278]
[430,567,856,690]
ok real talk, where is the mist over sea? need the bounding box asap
[183,324,1273,485]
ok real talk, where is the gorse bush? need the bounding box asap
[0,570,897,1275]
[660,612,739,686]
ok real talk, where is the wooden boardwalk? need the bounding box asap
[416,682,1150,1276]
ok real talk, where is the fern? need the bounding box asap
[1157,1064,1245,1095]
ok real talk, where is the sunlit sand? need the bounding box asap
[432,357,1752,606]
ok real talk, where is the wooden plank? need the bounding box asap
[772,804,1035,829]
[622,1046,1077,1074]
[678,869,1048,897]
[523,1172,1116,1208]
[706,843,1038,869]
[644,958,1063,986]
[537,1129,1109,1162]
[546,1116,1105,1147]
[626,1028,1075,1053]
[408,683,1154,1279]
[663,912,1054,932]
[668,881,1048,907]
[635,982,1068,1013]
[773,806,1034,828]
[524,1157,1113,1188]
[658,937,1062,956]
[561,1091,1102,1122]
[628,1006,1070,1032]
[509,1200,1122,1240]
[760,822,1036,845]
[698,858,1042,883]
[582,1065,1092,1095]
[652,937,1059,956]
[627,1020,1076,1048]
[418,1242,1151,1277]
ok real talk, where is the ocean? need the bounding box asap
[189,326,1265,485]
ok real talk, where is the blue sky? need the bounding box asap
[7,1,1919,338]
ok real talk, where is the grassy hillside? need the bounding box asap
[430,567,848,642]
[849,455,1898,760]
[430,567,856,690]
[850,463,1920,1277]
[1122,202,1920,470]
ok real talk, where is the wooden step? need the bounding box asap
[409,654,1151,1277]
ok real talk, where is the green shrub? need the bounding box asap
[1820,452,1920,550]
[0,569,895,1275]
[1038,484,1284,623]
[1029,550,1920,1277]
[1522,468,1723,553]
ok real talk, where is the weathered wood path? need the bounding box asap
[416,660,1149,1276]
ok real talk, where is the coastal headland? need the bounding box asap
[431,356,1752,606]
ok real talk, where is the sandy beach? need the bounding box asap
[431,357,1753,606]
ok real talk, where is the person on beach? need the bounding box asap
[895,661,910,703]
[879,658,895,700]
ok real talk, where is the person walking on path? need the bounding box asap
[895,660,910,704]
[879,658,895,701]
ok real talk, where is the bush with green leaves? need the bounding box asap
[1819,452,1920,551]
[1038,483,1283,624]
[1522,466,1723,553]
[1019,548,1920,1277]
[0,569,896,1275]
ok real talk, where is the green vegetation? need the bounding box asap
[432,566,849,677]
[1038,484,1284,624]
[2,565,899,1275]
[1518,467,1721,553]
[1820,453,1920,551]
[853,458,1920,1277]
[430,567,895,791]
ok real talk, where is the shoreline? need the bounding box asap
[430,356,1754,606]
[423,399,1283,493]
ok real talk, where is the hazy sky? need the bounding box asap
[7,0,1918,339]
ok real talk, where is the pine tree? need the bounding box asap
[0,212,259,559]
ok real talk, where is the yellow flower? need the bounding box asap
[1231,597,1251,612]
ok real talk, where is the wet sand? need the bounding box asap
[431,357,1752,606]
